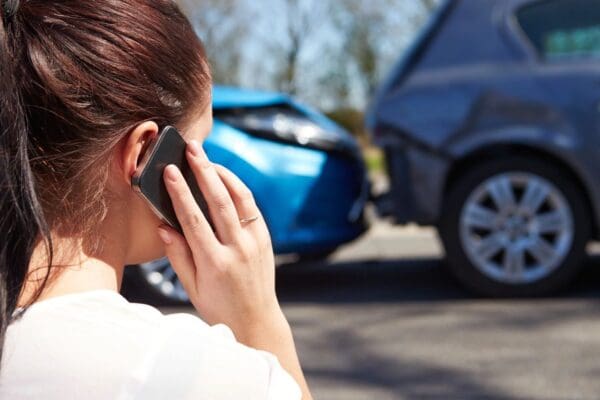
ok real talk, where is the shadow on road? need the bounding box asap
[303,327,522,400]
[276,255,600,304]
[277,256,600,399]
[146,254,600,399]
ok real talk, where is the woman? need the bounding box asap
[0,1,312,399]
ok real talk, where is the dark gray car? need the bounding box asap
[367,0,600,296]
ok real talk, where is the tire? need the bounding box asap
[439,156,591,297]
[121,259,190,306]
[296,247,338,263]
[123,246,339,304]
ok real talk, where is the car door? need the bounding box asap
[509,0,600,149]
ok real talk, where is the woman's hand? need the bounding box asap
[156,139,314,400]
[155,139,281,335]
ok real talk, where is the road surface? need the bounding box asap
[162,222,600,399]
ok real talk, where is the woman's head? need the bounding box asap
[0,0,212,360]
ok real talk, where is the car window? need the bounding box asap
[516,0,600,61]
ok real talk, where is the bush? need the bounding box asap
[325,108,367,143]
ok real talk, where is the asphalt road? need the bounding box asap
[161,222,600,400]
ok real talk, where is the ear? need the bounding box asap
[120,121,160,185]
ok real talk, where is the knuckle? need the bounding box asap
[211,192,231,212]
[190,154,212,171]
[170,182,190,202]
[238,241,258,261]
[238,187,255,203]
[204,247,222,264]
[182,212,204,232]
[212,254,233,275]
[199,159,213,170]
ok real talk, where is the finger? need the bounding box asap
[163,164,221,255]
[186,140,241,243]
[156,224,197,294]
[213,165,271,245]
[213,164,263,225]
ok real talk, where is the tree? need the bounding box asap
[177,0,251,85]
[176,0,442,110]
[266,0,329,95]
[330,0,441,101]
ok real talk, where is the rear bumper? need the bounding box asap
[375,144,450,225]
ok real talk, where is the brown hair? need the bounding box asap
[0,0,211,365]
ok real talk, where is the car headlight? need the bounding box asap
[217,106,361,157]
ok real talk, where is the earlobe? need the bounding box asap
[121,121,160,185]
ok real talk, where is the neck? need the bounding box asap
[18,228,127,307]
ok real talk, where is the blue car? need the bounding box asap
[124,86,370,303]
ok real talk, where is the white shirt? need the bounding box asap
[0,290,301,400]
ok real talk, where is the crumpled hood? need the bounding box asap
[212,86,292,109]
[212,85,356,145]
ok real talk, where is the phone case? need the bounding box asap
[131,125,212,234]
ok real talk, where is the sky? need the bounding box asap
[182,0,442,110]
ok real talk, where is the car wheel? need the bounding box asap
[439,156,591,297]
[124,258,189,305]
[296,247,338,263]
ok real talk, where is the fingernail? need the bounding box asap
[157,226,172,244]
[165,165,179,183]
[187,140,202,157]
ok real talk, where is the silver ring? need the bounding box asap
[239,216,259,224]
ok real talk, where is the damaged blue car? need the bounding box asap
[126,86,369,303]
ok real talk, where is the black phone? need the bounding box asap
[131,125,212,234]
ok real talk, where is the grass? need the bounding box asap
[363,146,386,174]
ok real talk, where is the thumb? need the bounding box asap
[157,224,197,294]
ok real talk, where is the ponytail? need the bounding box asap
[0,0,52,366]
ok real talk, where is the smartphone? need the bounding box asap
[131,125,212,234]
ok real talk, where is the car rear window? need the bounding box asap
[516,0,600,60]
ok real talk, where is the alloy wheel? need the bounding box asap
[459,173,574,285]
[139,258,189,302]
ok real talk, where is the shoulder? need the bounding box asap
[130,311,301,399]
[1,290,165,399]
[7,290,167,343]
[1,290,301,400]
